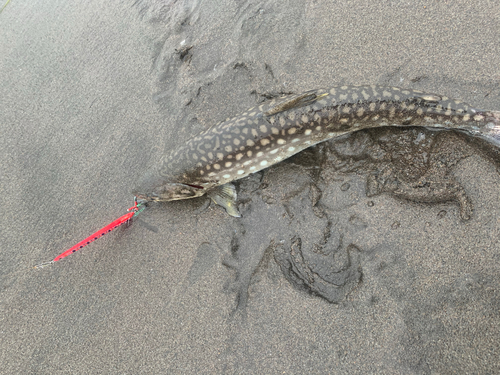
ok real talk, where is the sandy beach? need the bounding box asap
[1,0,499,373]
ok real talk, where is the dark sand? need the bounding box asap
[1,0,499,373]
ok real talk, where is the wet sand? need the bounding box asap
[1,0,499,373]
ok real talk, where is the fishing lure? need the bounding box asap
[34,198,146,268]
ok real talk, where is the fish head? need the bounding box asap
[132,171,205,202]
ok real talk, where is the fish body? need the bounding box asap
[133,85,500,216]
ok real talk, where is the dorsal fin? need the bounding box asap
[264,91,328,116]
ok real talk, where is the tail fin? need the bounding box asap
[476,110,500,147]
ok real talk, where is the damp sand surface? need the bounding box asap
[1,0,500,373]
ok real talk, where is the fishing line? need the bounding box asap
[0,0,11,14]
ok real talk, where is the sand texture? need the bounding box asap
[1,0,499,373]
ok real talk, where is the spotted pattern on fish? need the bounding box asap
[159,86,498,185]
[134,85,500,211]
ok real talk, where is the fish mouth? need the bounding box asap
[133,192,161,202]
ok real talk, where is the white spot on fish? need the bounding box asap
[250,166,256,171]
[277,139,286,145]
[237,170,245,175]
[260,125,268,133]
[292,138,300,143]
[305,129,312,135]
[225,162,232,167]
[261,139,270,146]
[270,148,279,154]
[288,147,295,152]
[223,174,231,179]
[257,151,264,157]
[421,95,441,101]
[260,160,268,166]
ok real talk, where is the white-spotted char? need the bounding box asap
[133,85,500,216]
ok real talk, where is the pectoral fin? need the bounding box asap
[207,183,241,217]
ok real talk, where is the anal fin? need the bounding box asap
[207,183,241,217]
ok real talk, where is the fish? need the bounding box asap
[133,85,500,217]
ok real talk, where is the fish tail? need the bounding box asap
[476,110,500,147]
